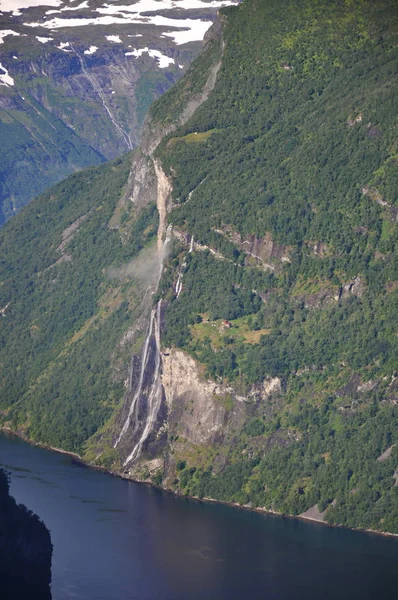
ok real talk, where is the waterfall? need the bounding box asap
[113,308,156,448]
[69,43,133,150]
[114,223,172,457]
[123,300,163,466]
[174,235,193,299]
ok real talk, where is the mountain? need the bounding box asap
[0,0,236,223]
[0,0,397,534]
[0,468,52,600]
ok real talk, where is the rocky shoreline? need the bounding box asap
[2,426,397,540]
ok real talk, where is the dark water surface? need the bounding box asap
[1,431,397,600]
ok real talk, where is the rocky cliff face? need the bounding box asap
[0,469,52,600]
[108,19,226,472]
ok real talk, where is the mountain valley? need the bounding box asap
[0,0,397,536]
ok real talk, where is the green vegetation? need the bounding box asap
[0,93,106,224]
[0,0,397,534]
[0,152,159,452]
[152,0,398,532]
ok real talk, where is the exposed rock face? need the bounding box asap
[293,287,339,309]
[162,348,230,446]
[158,348,284,478]
[221,229,291,271]
[377,445,396,463]
[110,18,228,471]
[0,469,52,600]
[339,276,365,299]
[122,151,157,211]
[299,504,327,522]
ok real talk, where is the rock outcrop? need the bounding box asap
[0,469,52,600]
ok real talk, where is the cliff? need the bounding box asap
[0,469,52,600]
[0,0,397,535]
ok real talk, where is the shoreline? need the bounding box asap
[2,426,397,540]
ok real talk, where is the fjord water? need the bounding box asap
[1,432,397,600]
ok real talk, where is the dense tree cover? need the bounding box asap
[152,0,398,532]
[154,0,398,389]
[174,402,398,532]
[0,153,159,452]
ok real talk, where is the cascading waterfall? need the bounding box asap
[114,224,172,460]
[113,309,156,448]
[123,299,163,466]
[69,43,133,150]
[174,235,193,298]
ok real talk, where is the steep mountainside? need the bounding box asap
[0,0,235,223]
[0,0,397,534]
[0,468,52,599]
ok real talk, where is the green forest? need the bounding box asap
[152,0,398,532]
[0,153,159,451]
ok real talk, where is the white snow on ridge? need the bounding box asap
[23,0,238,45]
[0,0,61,12]
[106,34,122,43]
[97,1,236,14]
[26,14,214,44]
[0,61,14,86]
[46,1,89,14]
[0,29,21,43]
[125,47,174,68]
[36,36,53,43]
[161,18,211,44]
[84,45,98,54]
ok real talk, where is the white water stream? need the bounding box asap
[174,235,193,298]
[114,225,172,461]
[70,43,133,150]
[123,299,163,465]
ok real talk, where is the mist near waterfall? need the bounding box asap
[107,243,162,287]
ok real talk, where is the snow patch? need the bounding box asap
[24,0,238,44]
[56,41,70,52]
[125,47,175,68]
[84,45,98,55]
[106,34,122,43]
[0,62,14,86]
[161,18,211,44]
[0,29,21,44]
[0,0,61,14]
[45,1,89,13]
[36,36,53,43]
